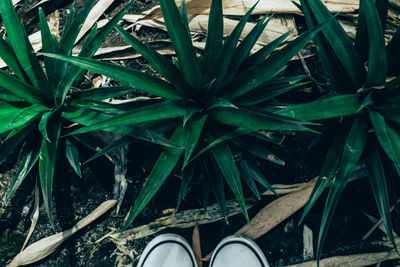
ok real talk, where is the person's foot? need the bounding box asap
[210,235,269,267]
[137,233,198,267]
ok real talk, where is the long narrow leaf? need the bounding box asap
[6,147,40,200]
[68,100,186,136]
[183,115,207,167]
[39,118,61,226]
[56,2,134,104]
[370,110,400,176]
[300,0,365,89]
[277,94,360,121]
[207,2,258,90]
[42,53,182,100]
[65,138,82,177]
[212,107,314,132]
[0,38,24,79]
[122,125,185,231]
[159,0,203,90]
[299,121,351,224]
[115,24,191,97]
[0,0,38,86]
[211,142,249,222]
[362,0,387,86]
[203,0,223,70]
[365,139,396,252]
[223,23,324,100]
[316,117,368,262]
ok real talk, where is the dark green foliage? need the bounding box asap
[0,0,141,226]
[280,0,400,262]
[43,0,324,230]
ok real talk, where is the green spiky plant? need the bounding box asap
[277,0,400,261]
[0,0,177,226]
[42,0,327,230]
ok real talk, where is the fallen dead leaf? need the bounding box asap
[75,0,116,44]
[7,200,117,267]
[141,0,359,19]
[235,182,314,239]
[109,199,255,242]
[286,251,400,267]
[192,224,202,267]
[202,182,315,261]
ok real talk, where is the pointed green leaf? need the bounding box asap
[56,1,134,103]
[0,38,24,79]
[236,76,308,105]
[6,147,40,200]
[122,125,185,231]
[300,0,365,89]
[83,136,130,166]
[370,110,400,176]
[212,107,314,132]
[183,115,207,167]
[238,159,261,199]
[207,2,258,90]
[225,14,272,81]
[115,25,191,98]
[203,0,223,70]
[0,0,38,86]
[277,94,360,121]
[231,136,285,166]
[211,142,249,222]
[39,8,59,90]
[223,23,324,99]
[69,100,186,136]
[299,120,351,224]
[0,123,34,164]
[316,117,368,262]
[0,69,47,104]
[0,104,48,135]
[72,86,136,101]
[362,0,387,86]
[66,138,82,177]
[240,30,292,71]
[365,139,396,252]
[177,163,197,211]
[188,128,254,165]
[159,0,203,90]
[38,110,55,142]
[42,53,182,100]
[39,118,61,226]
[300,0,354,93]
[58,0,96,55]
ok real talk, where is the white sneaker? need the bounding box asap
[137,233,198,267]
[209,235,270,267]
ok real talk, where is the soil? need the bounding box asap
[1,1,400,267]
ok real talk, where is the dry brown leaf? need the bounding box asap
[263,181,315,196]
[75,0,116,44]
[110,199,255,242]
[188,15,297,42]
[235,182,314,240]
[20,181,40,251]
[390,0,400,9]
[132,15,297,45]
[303,225,314,260]
[141,0,359,20]
[286,251,400,267]
[202,182,315,261]
[192,224,202,267]
[7,200,117,267]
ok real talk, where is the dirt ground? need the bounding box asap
[1,0,400,266]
